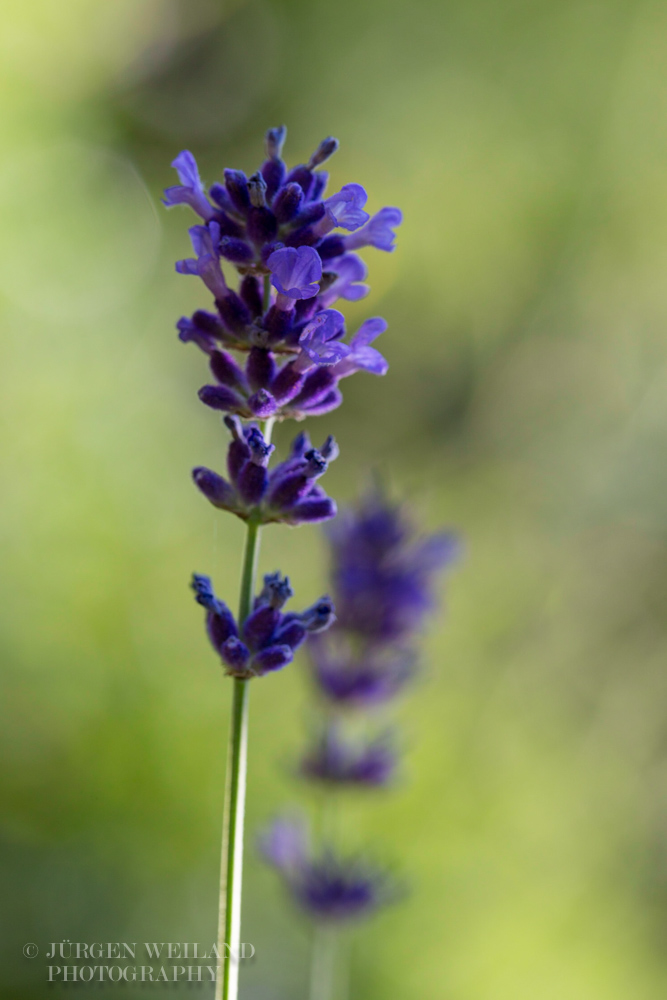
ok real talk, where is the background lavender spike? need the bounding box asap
[259,485,459,1000]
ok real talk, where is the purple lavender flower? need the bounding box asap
[299,725,397,786]
[306,488,459,710]
[260,817,396,922]
[308,637,417,708]
[193,417,338,525]
[163,151,216,221]
[331,318,388,378]
[166,129,402,420]
[192,572,335,678]
[177,311,228,353]
[314,184,370,237]
[343,207,403,252]
[268,246,322,301]
[319,254,369,307]
[326,488,459,642]
[196,314,387,421]
[295,310,350,370]
[175,223,228,299]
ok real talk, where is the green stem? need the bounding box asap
[263,273,271,313]
[309,924,338,1000]
[215,418,274,1000]
[309,725,339,999]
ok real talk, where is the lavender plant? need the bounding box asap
[164,128,401,1000]
[261,489,459,999]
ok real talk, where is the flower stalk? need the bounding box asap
[216,420,273,1000]
[309,923,338,1000]
[165,127,403,1000]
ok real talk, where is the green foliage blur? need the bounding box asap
[2,0,667,996]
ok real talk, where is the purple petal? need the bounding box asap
[297,596,336,633]
[320,253,369,306]
[346,346,388,376]
[298,387,343,416]
[189,223,216,257]
[259,817,309,871]
[413,532,462,571]
[270,363,305,405]
[332,318,388,377]
[268,246,322,299]
[224,169,251,214]
[162,152,214,221]
[265,125,287,159]
[345,207,403,252]
[242,605,281,649]
[219,237,254,264]
[248,389,277,418]
[303,342,350,367]
[289,497,338,523]
[220,636,251,673]
[175,258,198,276]
[192,467,237,510]
[300,309,345,345]
[298,310,350,366]
[252,644,294,674]
[198,384,245,412]
[351,317,387,348]
[190,574,238,652]
[177,315,219,355]
[290,368,337,407]
[178,224,227,297]
[236,461,268,507]
[272,618,307,648]
[172,150,200,189]
[323,184,369,231]
[308,137,339,169]
[210,350,247,390]
[246,347,276,392]
[273,183,305,224]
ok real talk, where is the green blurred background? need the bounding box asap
[3,0,667,996]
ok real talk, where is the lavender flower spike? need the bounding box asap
[163,151,216,221]
[306,487,459,713]
[191,572,334,678]
[344,207,403,252]
[260,816,396,922]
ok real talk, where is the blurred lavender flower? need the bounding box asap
[299,724,397,787]
[193,417,338,526]
[308,640,416,709]
[260,817,397,922]
[307,487,459,707]
[192,572,335,678]
[327,489,459,642]
[166,127,401,421]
